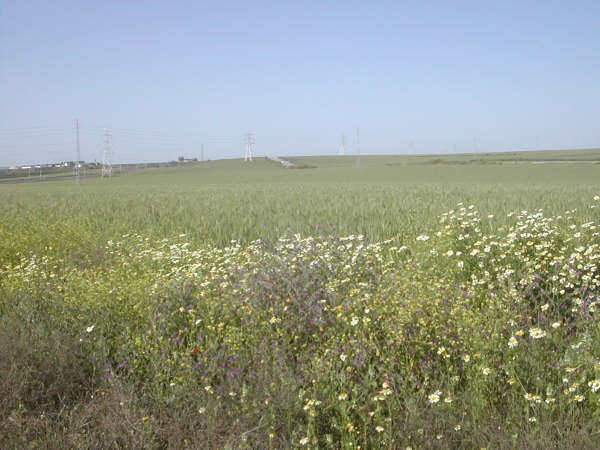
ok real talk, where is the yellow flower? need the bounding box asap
[529,327,546,339]
[428,391,441,403]
[524,393,541,403]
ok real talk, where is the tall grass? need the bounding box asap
[1,158,600,448]
[1,158,599,260]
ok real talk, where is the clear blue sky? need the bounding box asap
[1,0,599,165]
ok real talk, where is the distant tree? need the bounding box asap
[178,156,184,162]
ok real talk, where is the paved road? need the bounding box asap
[269,156,297,168]
[0,173,102,184]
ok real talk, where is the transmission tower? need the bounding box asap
[244,132,255,162]
[102,128,113,178]
[339,133,346,155]
[355,127,361,168]
[74,118,81,185]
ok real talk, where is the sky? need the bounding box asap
[1,0,599,165]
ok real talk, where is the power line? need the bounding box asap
[0,126,67,134]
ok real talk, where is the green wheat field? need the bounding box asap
[1,151,600,448]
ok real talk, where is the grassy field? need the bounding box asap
[2,152,600,260]
[1,151,600,448]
